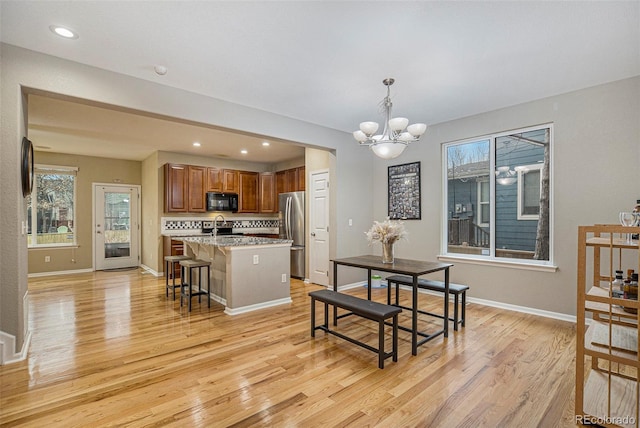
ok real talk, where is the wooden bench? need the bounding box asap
[385,275,469,331]
[309,289,402,369]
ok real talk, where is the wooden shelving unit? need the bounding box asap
[577,225,640,427]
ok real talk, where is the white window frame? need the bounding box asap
[517,163,543,221]
[477,178,490,227]
[440,124,555,271]
[28,164,78,248]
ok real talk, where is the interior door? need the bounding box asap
[94,184,140,270]
[309,171,330,286]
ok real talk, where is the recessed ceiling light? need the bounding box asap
[193,142,201,147]
[49,25,79,39]
[262,141,270,147]
[240,149,248,155]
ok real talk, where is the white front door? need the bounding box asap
[94,184,140,270]
[309,170,330,286]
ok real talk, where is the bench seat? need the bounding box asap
[385,275,469,331]
[309,289,401,369]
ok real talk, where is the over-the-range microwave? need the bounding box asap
[206,192,238,212]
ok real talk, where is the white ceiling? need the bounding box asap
[2,1,639,163]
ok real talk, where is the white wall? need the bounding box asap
[371,76,640,315]
[0,43,373,358]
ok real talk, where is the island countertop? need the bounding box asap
[175,235,292,248]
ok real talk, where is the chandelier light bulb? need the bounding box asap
[388,117,409,132]
[359,121,379,136]
[354,78,426,159]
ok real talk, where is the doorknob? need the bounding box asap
[96,231,101,234]
[310,232,316,236]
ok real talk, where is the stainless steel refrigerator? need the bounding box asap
[279,191,305,279]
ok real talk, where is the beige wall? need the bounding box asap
[370,76,640,316]
[28,152,142,274]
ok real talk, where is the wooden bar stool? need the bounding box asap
[164,255,191,300]
[179,259,211,311]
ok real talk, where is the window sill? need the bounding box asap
[28,244,79,250]
[437,254,558,273]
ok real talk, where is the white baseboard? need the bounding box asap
[333,280,576,323]
[140,264,162,277]
[28,268,93,278]
[224,297,292,316]
[0,329,32,365]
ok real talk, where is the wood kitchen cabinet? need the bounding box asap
[207,167,223,192]
[297,166,305,191]
[164,163,189,212]
[223,169,239,193]
[259,172,277,213]
[164,163,206,213]
[275,166,305,194]
[238,171,259,213]
[188,165,206,212]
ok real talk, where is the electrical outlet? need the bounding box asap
[45,256,51,263]
[349,218,353,226]
[281,274,287,283]
[253,255,259,265]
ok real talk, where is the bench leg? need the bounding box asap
[454,292,459,331]
[310,297,316,337]
[323,301,329,331]
[378,319,385,369]
[461,291,466,327]
[393,314,398,362]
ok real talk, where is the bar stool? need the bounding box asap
[164,255,191,300]
[179,259,211,311]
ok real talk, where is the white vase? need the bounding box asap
[382,242,394,264]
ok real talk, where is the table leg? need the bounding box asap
[367,268,372,301]
[333,261,338,326]
[444,267,449,338]
[412,275,418,356]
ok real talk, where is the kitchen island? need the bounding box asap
[175,235,293,315]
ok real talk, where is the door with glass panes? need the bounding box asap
[94,184,140,270]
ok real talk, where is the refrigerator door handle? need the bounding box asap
[286,196,292,240]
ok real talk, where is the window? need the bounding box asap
[27,165,77,247]
[517,163,543,220]
[443,125,552,265]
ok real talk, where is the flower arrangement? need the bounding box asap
[365,218,408,245]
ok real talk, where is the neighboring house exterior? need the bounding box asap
[447,141,545,258]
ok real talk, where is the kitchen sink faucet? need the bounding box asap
[213,214,225,239]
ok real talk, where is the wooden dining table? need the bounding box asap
[332,255,453,355]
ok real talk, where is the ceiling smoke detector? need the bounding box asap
[154,65,168,76]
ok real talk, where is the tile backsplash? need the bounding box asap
[161,217,279,233]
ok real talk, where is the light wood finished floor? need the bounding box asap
[1,270,578,427]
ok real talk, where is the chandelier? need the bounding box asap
[353,78,427,159]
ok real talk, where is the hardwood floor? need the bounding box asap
[1,270,578,427]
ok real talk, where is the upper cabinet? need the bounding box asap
[223,169,239,193]
[238,171,259,213]
[276,166,305,194]
[165,163,207,213]
[259,172,277,213]
[188,166,206,212]
[164,163,305,214]
[164,163,189,212]
[297,166,305,191]
[207,167,223,192]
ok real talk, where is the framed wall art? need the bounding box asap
[388,161,421,220]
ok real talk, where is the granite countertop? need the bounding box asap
[175,235,292,247]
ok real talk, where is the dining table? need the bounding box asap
[332,255,453,356]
